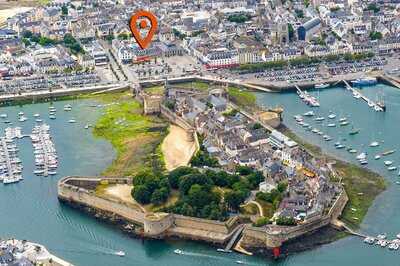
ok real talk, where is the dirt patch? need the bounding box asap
[103,184,145,212]
[161,125,196,171]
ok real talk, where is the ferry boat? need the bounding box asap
[351,77,377,86]
[315,83,329,89]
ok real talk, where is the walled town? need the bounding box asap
[58,82,348,257]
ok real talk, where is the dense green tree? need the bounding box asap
[236,165,253,176]
[277,181,288,193]
[132,185,151,204]
[247,171,264,189]
[151,187,169,205]
[167,166,198,189]
[179,173,213,195]
[61,5,68,15]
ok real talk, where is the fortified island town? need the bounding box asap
[0,0,400,265]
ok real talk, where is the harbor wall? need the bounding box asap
[58,176,348,249]
[58,177,145,225]
[58,176,235,244]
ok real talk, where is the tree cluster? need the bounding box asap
[162,165,266,220]
[131,170,171,205]
[21,31,84,55]
[227,13,252,23]
[276,216,296,226]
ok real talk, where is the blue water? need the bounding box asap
[2,84,400,266]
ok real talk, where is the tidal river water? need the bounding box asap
[0,83,399,266]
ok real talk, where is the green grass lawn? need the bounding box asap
[91,92,168,176]
[145,85,165,96]
[227,87,256,109]
[175,81,209,91]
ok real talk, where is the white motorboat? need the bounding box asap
[388,166,397,171]
[356,153,367,160]
[18,116,28,122]
[388,242,399,250]
[115,251,125,257]
[384,161,393,166]
[327,123,336,127]
[64,104,72,111]
[33,113,40,118]
[374,155,381,160]
[314,117,325,122]
[364,237,375,244]
[377,234,387,240]
[369,141,379,147]
[380,240,389,247]
[174,249,184,255]
[18,112,24,116]
[0,114,7,118]
[68,119,76,123]
[303,111,314,117]
[339,121,349,126]
[328,113,336,119]
[315,83,330,89]
[339,117,347,122]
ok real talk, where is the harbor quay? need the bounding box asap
[57,175,348,257]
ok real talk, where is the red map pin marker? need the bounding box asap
[129,10,158,50]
